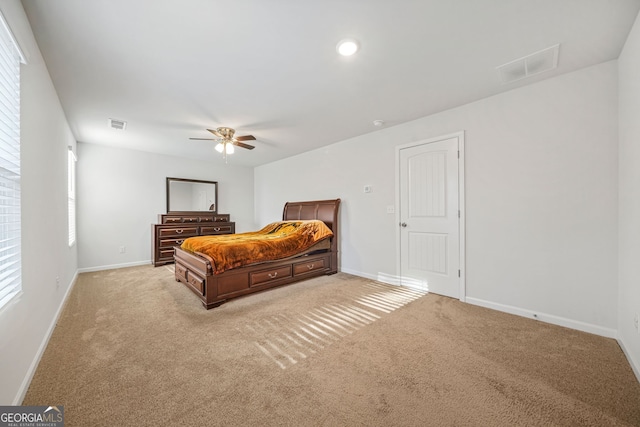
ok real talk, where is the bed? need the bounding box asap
[173,199,340,309]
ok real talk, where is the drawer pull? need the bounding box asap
[307,264,315,270]
[268,272,278,278]
[214,227,221,232]
[176,239,184,244]
[176,229,183,234]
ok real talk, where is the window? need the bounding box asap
[68,147,76,246]
[0,12,25,309]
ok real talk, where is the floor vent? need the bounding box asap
[497,44,560,84]
[108,118,127,130]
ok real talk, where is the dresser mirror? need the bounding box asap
[166,177,218,213]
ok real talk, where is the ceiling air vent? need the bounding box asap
[108,118,127,130]
[497,44,560,84]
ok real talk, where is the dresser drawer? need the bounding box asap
[163,217,182,224]
[159,248,175,260]
[201,225,234,235]
[186,271,205,295]
[152,217,234,267]
[293,256,328,276]
[250,265,292,287]
[161,213,230,223]
[159,237,187,248]
[158,227,198,238]
[175,261,188,282]
[181,216,200,223]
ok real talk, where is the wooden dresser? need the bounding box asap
[152,212,235,266]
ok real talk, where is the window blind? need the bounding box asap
[0,12,22,309]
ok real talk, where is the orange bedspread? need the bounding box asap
[180,220,334,274]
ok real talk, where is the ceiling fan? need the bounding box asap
[190,127,255,160]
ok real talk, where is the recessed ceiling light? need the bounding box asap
[337,39,359,56]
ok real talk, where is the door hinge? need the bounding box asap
[458,270,461,277]
[457,150,460,158]
[458,210,460,218]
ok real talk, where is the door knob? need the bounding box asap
[400,222,407,227]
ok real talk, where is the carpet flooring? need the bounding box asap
[23,265,640,426]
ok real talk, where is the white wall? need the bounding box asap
[255,61,619,336]
[618,12,640,379]
[0,0,632,403]
[77,143,255,270]
[0,1,78,404]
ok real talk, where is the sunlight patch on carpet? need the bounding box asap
[240,282,427,369]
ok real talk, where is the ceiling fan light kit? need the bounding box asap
[215,142,234,154]
[190,126,255,162]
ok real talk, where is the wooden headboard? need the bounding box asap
[282,199,341,250]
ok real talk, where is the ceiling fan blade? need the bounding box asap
[207,128,223,138]
[231,141,255,150]
[189,137,217,140]
[234,134,256,141]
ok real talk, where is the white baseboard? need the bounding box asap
[375,272,429,290]
[77,260,151,274]
[340,269,428,291]
[21,265,631,406]
[339,268,378,282]
[340,268,618,340]
[618,337,640,384]
[13,270,79,405]
[373,272,402,286]
[465,297,618,339]
[14,260,152,403]
[343,268,638,384]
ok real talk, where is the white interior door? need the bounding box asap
[399,135,461,298]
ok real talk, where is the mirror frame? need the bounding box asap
[166,177,218,214]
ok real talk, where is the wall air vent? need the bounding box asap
[497,44,560,84]
[108,118,127,130]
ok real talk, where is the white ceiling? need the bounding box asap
[22,0,640,167]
